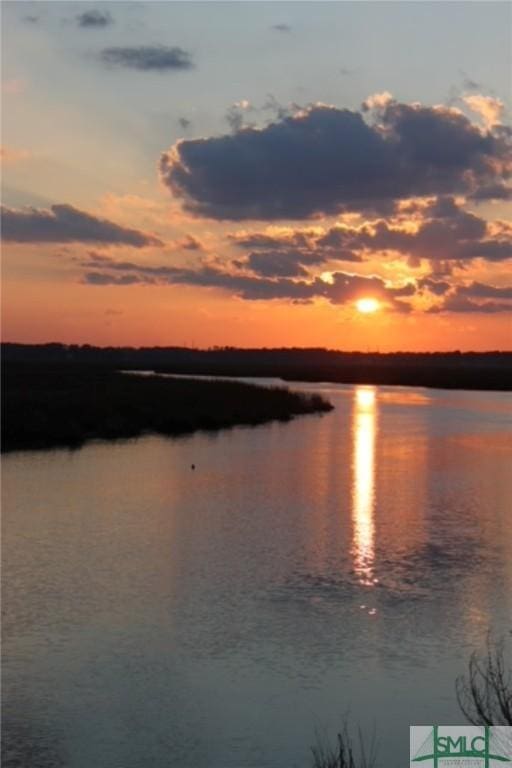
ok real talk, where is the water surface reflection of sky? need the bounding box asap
[3,383,512,768]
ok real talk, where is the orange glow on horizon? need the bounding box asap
[3,261,511,351]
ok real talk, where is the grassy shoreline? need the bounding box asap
[1,363,333,453]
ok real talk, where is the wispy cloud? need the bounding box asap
[1,204,162,247]
[178,117,192,132]
[85,271,144,285]
[82,255,512,314]
[100,45,193,71]
[80,253,414,310]
[77,9,113,28]
[456,282,512,299]
[428,294,512,313]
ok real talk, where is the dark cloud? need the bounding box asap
[418,278,451,296]
[429,295,511,313]
[316,225,380,250]
[230,227,362,277]
[85,272,145,285]
[246,251,311,278]
[1,204,162,247]
[456,281,512,299]
[232,231,312,251]
[100,46,193,71]
[469,182,512,201]
[80,254,413,308]
[161,100,511,220]
[81,251,512,314]
[328,198,510,263]
[77,9,113,27]
[272,24,291,33]
[428,281,512,313]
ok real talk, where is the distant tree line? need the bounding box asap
[2,343,511,390]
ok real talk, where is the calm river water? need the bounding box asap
[3,382,512,768]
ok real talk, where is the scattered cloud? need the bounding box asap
[428,294,512,313]
[424,278,512,313]
[85,272,145,285]
[77,9,113,28]
[99,45,193,71]
[79,250,512,314]
[76,234,511,313]
[161,99,511,220]
[229,226,361,277]
[80,253,413,309]
[456,281,512,299]
[463,94,505,129]
[1,204,162,246]
[228,197,512,269]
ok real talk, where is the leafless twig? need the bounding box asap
[456,634,512,725]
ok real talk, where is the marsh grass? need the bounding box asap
[2,362,333,452]
[311,724,378,768]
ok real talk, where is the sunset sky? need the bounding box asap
[2,0,511,350]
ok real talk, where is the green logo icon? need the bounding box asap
[411,726,512,767]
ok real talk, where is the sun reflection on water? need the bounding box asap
[352,386,378,586]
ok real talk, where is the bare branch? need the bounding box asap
[456,635,512,725]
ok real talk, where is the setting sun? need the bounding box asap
[356,298,380,314]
